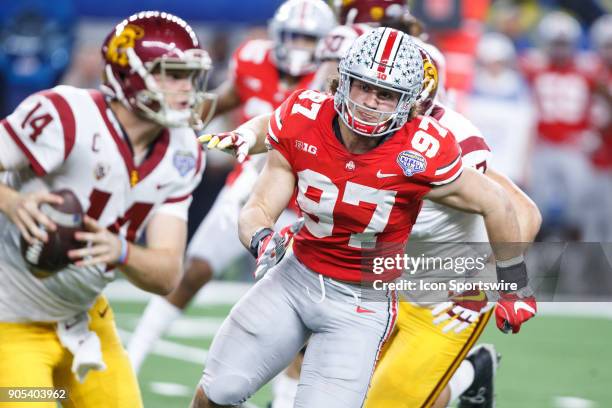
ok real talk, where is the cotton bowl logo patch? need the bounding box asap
[173,151,196,177]
[396,150,426,176]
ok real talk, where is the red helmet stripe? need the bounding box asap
[299,0,308,28]
[376,29,399,74]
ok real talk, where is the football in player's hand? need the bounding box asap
[20,189,84,277]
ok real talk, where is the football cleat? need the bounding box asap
[459,344,500,408]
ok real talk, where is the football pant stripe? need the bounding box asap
[421,308,493,408]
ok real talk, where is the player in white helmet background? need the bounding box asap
[582,13,612,242]
[466,32,535,186]
[520,11,598,241]
[127,0,337,374]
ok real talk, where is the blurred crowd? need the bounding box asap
[0,0,610,244]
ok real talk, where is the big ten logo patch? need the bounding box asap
[295,140,317,155]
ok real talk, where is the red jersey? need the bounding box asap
[521,51,598,144]
[267,89,463,282]
[231,39,316,123]
[590,57,612,169]
[225,39,316,187]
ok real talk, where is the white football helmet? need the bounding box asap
[538,11,581,46]
[476,32,516,65]
[590,14,612,51]
[335,27,424,137]
[269,0,337,76]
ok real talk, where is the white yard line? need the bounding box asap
[115,313,224,338]
[553,396,596,408]
[117,328,208,364]
[149,381,192,397]
[538,302,612,320]
[106,280,250,305]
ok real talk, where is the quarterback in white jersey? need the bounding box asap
[0,12,214,408]
[0,85,203,322]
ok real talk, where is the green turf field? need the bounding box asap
[110,298,612,408]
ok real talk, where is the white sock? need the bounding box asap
[448,360,475,404]
[271,371,299,408]
[127,295,182,374]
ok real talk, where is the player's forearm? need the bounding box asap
[238,150,296,248]
[429,169,523,261]
[486,168,541,242]
[238,201,276,249]
[479,182,523,262]
[235,113,272,154]
[119,245,183,295]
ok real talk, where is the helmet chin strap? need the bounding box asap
[344,102,393,137]
[104,64,130,110]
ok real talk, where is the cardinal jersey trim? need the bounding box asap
[89,91,171,187]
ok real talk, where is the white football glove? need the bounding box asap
[198,129,256,163]
[431,290,493,334]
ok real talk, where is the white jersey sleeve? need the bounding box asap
[0,89,76,175]
[411,104,492,244]
[435,104,491,172]
[152,132,205,221]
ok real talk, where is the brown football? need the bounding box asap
[20,189,84,276]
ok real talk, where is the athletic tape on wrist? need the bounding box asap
[496,256,528,289]
[118,235,129,265]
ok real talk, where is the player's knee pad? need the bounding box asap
[203,374,252,406]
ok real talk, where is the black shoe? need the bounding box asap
[458,344,500,408]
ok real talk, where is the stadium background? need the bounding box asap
[1,0,611,406]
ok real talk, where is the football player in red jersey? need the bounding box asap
[0,11,215,407]
[265,11,540,407]
[208,28,541,408]
[584,14,612,242]
[521,11,598,239]
[191,28,536,408]
[126,0,336,373]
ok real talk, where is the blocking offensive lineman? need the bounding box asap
[0,11,214,408]
[191,28,535,408]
